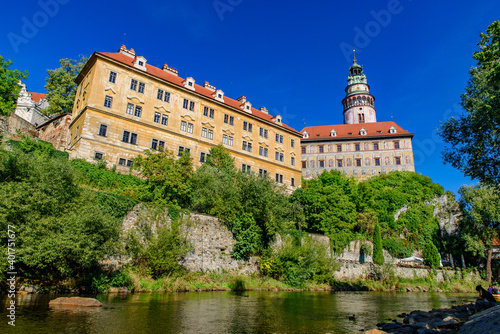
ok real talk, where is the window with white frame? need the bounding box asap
[161,114,168,126]
[154,112,161,123]
[104,95,113,108]
[109,71,116,83]
[203,106,215,119]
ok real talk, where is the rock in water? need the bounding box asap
[49,297,102,307]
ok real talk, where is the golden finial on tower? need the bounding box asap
[353,49,356,62]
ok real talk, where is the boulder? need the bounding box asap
[364,330,387,334]
[49,297,102,307]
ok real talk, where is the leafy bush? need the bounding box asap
[383,237,414,258]
[423,241,441,269]
[260,235,337,287]
[373,225,384,265]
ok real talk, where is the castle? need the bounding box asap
[300,53,415,180]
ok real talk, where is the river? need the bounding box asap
[0,291,476,333]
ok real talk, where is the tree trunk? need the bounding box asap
[486,247,493,284]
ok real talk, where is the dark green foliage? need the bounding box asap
[9,136,68,160]
[423,241,441,269]
[260,235,337,288]
[44,56,88,116]
[292,170,358,253]
[126,206,191,279]
[132,148,193,207]
[191,145,294,257]
[382,237,414,258]
[91,270,132,292]
[0,55,28,115]
[439,21,500,185]
[0,150,131,284]
[70,158,148,200]
[373,225,384,265]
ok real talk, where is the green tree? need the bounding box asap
[423,241,440,269]
[204,144,237,175]
[292,170,357,253]
[373,225,384,265]
[132,148,193,207]
[459,184,500,283]
[0,55,28,115]
[44,55,88,116]
[439,21,500,185]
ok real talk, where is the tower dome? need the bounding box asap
[342,51,377,124]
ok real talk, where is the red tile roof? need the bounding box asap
[96,51,301,135]
[29,92,46,103]
[301,121,413,140]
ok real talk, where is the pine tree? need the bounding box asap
[373,225,384,265]
[423,241,441,269]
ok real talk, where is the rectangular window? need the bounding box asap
[243,121,248,131]
[94,152,103,160]
[189,101,195,111]
[229,116,234,126]
[223,134,228,145]
[302,161,307,168]
[374,143,379,150]
[161,114,168,126]
[164,91,170,103]
[259,127,264,137]
[248,142,252,153]
[200,152,206,163]
[161,114,168,125]
[275,174,284,183]
[134,105,142,117]
[126,160,132,167]
[178,146,191,156]
[203,107,215,119]
[356,159,361,167]
[291,157,295,166]
[126,103,134,115]
[394,141,400,149]
[248,123,253,133]
[319,145,324,153]
[98,124,107,137]
[118,158,126,166]
[319,160,324,168]
[202,127,208,138]
[224,114,229,124]
[180,121,187,132]
[259,146,263,156]
[151,139,158,150]
[264,148,268,157]
[138,82,145,94]
[291,139,295,148]
[159,140,165,149]
[157,89,163,101]
[242,141,247,151]
[280,135,283,144]
[337,160,343,167]
[291,178,295,187]
[208,129,213,140]
[259,169,268,177]
[374,158,380,166]
[228,136,233,146]
[275,151,279,161]
[109,71,116,83]
[122,131,130,143]
[301,147,306,154]
[154,112,161,123]
[187,123,193,134]
[337,144,342,152]
[183,99,189,109]
[130,79,137,91]
[280,153,284,162]
[241,164,251,173]
[104,95,113,108]
[130,133,138,145]
[395,157,401,165]
[355,144,360,151]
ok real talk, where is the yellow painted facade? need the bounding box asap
[67,48,302,189]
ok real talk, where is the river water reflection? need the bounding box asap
[1,291,476,333]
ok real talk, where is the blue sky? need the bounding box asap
[2,0,499,195]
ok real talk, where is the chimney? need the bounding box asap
[162,63,179,76]
[204,81,216,91]
[259,107,268,114]
[118,45,136,58]
[236,96,247,103]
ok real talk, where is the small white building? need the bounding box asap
[14,82,49,126]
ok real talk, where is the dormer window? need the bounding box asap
[389,126,397,134]
[303,131,309,139]
[348,132,353,135]
[241,101,252,113]
[183,77,196,91]
[213,89,224,103]
[330,129,337,137]
[360,127,367,136]
[133,56,147,71]
[271,114,282,125]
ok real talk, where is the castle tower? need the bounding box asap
[342,51,376,124]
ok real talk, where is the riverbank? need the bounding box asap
[367,299,499,333]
